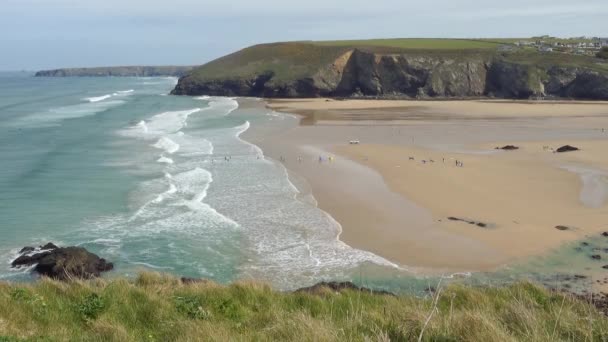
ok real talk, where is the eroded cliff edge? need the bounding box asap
[171,44,608,100]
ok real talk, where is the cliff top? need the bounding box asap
[186,39,607,83]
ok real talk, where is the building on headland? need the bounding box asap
[539,46,553,52]
[601,38,608,47]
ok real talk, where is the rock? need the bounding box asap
[602,232,608,237]
[592,255,602,260]
[11,244,113,280]
[18,246,35,254]
[496,145,519,150]
[40,243,58,250]
[447,216,489,228]
[11,251,51,268]
[602,265,608,269]
[582,242,590,246]
[180,277,207,284]
[295,281,394,296]
[556,145,579,153]
[555,225,569,231]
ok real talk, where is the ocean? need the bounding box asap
[0,72,400,289]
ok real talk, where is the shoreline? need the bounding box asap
[250,97,608,275]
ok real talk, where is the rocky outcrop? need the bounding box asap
[35,66,195,77]
[556,145,580,153]
[11,243,113,280]
[295,281,395,296]
[172,48,608,100]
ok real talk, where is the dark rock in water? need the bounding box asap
[476,222,487,228]
[181,277,207,284]
[556,145,579,153]
[11,243,113,280]
[40,243,58,250]
[574,274,588,279]
[11,251,51,268]
[555,225,569,231]
[582,242,590,246]
[602,232,608,237]
[18,246,35,254]
[592,255,602,260]
[602,265,608,269]
[295,281,395,296]
[496,145,519,150]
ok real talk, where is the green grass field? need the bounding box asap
[312,38,504,50]
[0,273,607,341]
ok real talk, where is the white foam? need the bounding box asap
[235,121,264,158]
[12,100,126,128]
[117,89,134,94]
[198,97,239,116]
[85,94,112,103]
[157,156,174,164]
[121,108,201,138]
[153,137,180,154]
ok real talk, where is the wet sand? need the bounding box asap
[249,99,608,273]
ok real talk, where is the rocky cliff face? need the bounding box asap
[171,49,608,100]
[35,66,195,77]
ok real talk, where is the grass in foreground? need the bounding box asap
[0,273,607,341]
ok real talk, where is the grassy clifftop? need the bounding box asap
[1,273,607,341]
[173,39,608,99]
[185,39,501,82]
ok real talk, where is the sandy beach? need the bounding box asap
[246,98,608,274]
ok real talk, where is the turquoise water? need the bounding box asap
[0,73,401,289]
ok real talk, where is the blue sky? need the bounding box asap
[1,0,606,70]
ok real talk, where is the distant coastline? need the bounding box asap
[35,65,195,77]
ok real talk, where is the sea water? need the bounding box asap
[0,73,399,289]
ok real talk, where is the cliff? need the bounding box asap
[35,66,195,77]
[171,41,608,100]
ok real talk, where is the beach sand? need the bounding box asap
[248,99,608,274]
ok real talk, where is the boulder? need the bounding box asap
[18,246,35,254]
[592,255,602,260]
[40,243,58,250]
[496,145,519,150]
[556,145,579,153]
[11,244,113,280]
[295,281,394,296]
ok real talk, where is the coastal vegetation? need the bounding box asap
[171,39,608,100]
[1,272,608,341]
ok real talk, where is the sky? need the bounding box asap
[1,0,606,70]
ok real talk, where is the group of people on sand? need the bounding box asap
[277,155,335,164]
[408,156,464,167]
